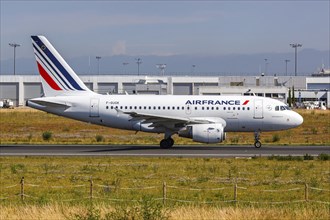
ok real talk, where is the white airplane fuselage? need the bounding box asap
[28,94,303,133]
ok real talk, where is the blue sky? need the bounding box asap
[1,1,329,66]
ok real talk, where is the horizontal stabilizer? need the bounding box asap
[27,99,71,109]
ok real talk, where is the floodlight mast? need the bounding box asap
[285,59,290,76]
[156,64,166,76]
[290,43,302,76]
[96,56,101,75]
[264,59,269,75]
[9,43,21,75]
[122,62,129,74]
[136,58,142,76]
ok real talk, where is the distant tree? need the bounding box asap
[292,86,296,108]
[288,88,292,107]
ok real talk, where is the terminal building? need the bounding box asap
[0,74,329,108]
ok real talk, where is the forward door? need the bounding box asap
[254,99,263,119]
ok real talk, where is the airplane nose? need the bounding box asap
[294,112,304,126]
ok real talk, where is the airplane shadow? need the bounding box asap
[85,145,250,153]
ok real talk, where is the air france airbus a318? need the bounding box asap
[27,36,303,149]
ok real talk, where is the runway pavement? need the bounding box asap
[0,145,329,157]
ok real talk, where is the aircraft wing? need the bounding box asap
[124,111,226,129]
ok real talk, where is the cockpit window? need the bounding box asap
[275,105,290,111]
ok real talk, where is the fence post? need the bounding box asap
[304,183,308,202]
[234,182,238,206]
[90,177,93,201]
[163,181,167,206]
[20,177,24,201]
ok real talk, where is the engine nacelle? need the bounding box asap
[178,123,226,143]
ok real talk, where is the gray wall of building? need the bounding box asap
[0,75,328,108]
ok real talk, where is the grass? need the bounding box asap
[0,156,329,219]
[1,204,329,220]
[0,108,329,145]
[0,108,329,219]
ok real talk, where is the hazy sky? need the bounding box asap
[1,0,329,61]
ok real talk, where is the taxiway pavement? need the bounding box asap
[0,145,329,157]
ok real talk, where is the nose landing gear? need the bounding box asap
[254,131,262,148]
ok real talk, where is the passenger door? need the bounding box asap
[90,98,100,117]
[254,99,263,119]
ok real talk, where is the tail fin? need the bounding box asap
[31,35,93,96]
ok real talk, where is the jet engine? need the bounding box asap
[178,123,226,143]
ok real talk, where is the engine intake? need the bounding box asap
[178,123,226,143]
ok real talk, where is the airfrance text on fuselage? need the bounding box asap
[185,100,249,105]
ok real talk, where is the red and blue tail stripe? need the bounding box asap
[36,62,62,90]
[33,44,70,90]
[31,36,85,92]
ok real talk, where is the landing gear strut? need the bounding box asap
[254,131,262,148]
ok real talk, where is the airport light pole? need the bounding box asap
[264,59,269,75]
[122,62,129,74]
[290,43,302,76]
[96,56,101,75]
[136,58,142,76]
[285,59,290,76]
[192,64,196,74]
[9,43,20,75]
[156,64,166,76]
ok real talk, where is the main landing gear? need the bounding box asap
[160,137,174,149]
[254,131,262,148]
[160,131,175,149]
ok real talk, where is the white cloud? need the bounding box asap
[112,40,126,55]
